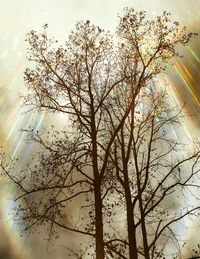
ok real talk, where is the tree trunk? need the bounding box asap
[138,191,150,259]
[94,182,104,259]
[89,90,104,259]
[125,189,138,259]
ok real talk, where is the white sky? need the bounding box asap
[0,0,199,94]
[1,0,200,39]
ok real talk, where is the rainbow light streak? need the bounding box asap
[172,63,200,107]
[188,46,200,64]
[10,113,39,158]
[167,80,195,141]
[182,64,193,82]
[158,77,190,140]
[0,63,25,104]
[2,107,23,148]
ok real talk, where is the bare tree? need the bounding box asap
[1,21,120,259]
[0,8,199,259]
[102,9,200,259]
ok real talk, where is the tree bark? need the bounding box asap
[126,201,138,259]
[94,182,104,259]
[138,187,150,259]
[90,102,104,258]
[125,186,138,259]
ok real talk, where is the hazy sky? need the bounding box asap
[1,0,200,35]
